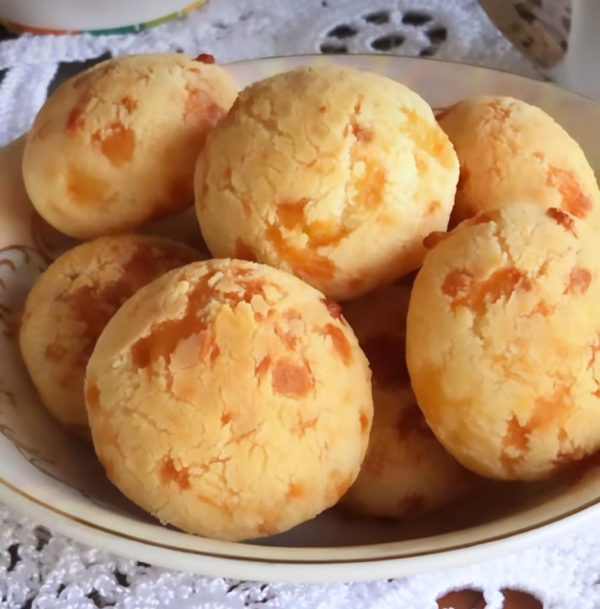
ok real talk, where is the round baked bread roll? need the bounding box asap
[407,205,600,480]
[342,283,475,518]
[85,259,373,540]
[23,53,238,239]
[195,65,459,300]
[19,234,200,441]
[438,96,600,227]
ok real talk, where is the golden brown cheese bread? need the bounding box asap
[438,96,600,227]
[85,259,373,540]
[343,283,476,518]
[407,205,600,480]
[195,65,459,300]
[19,234,200,441]
[23,54,238,238]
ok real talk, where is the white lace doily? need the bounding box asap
[1,1,592,608]
[0,0,539,146]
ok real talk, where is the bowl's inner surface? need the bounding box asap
[0,55,599,556]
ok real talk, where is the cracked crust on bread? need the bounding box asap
[19,234,200,441]
[438,96,600,228]
[195,66,459,300]
[85,259,373,540]
[407,205,600,480]
[23,54,238,238]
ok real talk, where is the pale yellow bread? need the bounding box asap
[438,96,600,227]
[23,54,238,239]
[195,65,459,300]
[407,205,600,480]
[342,283,476,518]
[85,259,373,541]
[19,234,200,441]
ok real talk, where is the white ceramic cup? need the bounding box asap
[0,0,202,33]
[480,0,600,100]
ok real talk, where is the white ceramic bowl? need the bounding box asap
[0,54,599,583]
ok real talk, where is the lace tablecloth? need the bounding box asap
[0,1,596,608]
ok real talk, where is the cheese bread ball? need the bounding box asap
[195,66,459,300]
[438,96,600,226]
[19,235,199,441]
[23,53,238,239]
[407,205,600,480]
[85,259,373,540]
[342,284,475,518]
